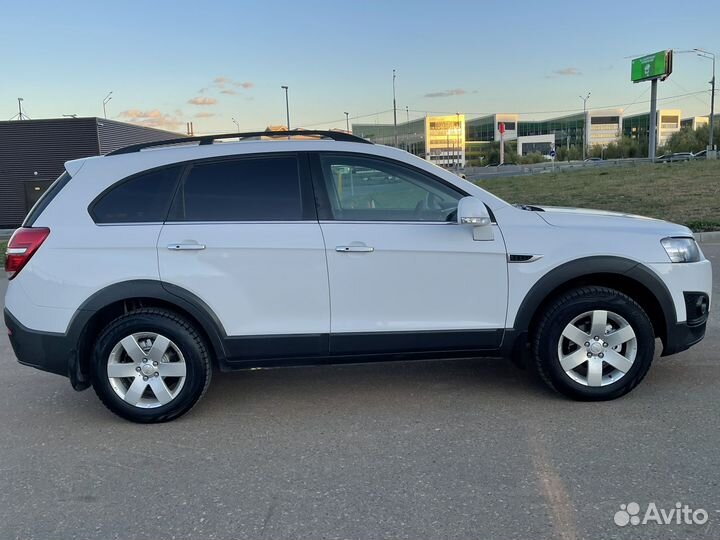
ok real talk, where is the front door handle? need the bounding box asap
[336,245,374,253]
[167,243,206,251]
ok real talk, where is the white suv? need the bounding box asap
[4,131,712,423]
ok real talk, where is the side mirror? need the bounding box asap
[457,196,491,226]
[457,197,493,241]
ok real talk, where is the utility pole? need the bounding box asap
[392,69,398,147]
[579,92,591,160]
[695,49,716,154]
[344,111,349,132]
[281,86,290,136]
[232,117,240,131]
[103,91,113,119]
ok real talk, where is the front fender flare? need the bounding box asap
[511,255,676,340]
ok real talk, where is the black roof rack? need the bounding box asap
[106,130,372,156]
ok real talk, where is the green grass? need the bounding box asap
[475,160,720,232]
[0,240,6,267]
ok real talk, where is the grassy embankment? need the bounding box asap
[476,160,720,232]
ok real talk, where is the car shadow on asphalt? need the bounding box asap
[196,356,547,413]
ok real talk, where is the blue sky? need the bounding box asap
[2,0,718,134]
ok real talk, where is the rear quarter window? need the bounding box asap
[23,171,73,226]
[90,166,182,224]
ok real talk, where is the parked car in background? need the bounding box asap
[657,152,694,163]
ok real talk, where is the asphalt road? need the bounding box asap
[1,245,718,540]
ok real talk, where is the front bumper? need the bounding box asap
[4,308,73,378]
[662,319,708,356]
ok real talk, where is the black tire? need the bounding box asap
[91,308,211,423]
[532,286,655,401]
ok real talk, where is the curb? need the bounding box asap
[695,231,720,243]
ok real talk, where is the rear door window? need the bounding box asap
[169,155,303,222]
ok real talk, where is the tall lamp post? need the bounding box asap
[281,86,290,135]
[232,117,240,132]
[392,69,398,147]
[579,92,591,160]
[103,91,113,119]
[695,49,716,153]
[456,112,461,170]
[344,111,350,132]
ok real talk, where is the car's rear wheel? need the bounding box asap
[532,286,655,400]
[91,308,211,423]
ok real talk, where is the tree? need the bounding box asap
[557,145,582,161]
[661,124,719,154]
[588,137,646,159]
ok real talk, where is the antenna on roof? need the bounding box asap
[10,98,30,120]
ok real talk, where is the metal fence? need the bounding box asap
[464,158,659,180]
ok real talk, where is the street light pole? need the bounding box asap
[103,91,113,119]
[695,49,716,153]
[281,86,290,135]
[456,112,461,170]
[392,69,398,147]
[232,117,240,132]
[344,111,349,132]
[579,92,591,160]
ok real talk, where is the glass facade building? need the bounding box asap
[516,109,622,149]
[623,109,681,146]
[680,116,709,130]
[353,107,714,165]
[466,114,519,142]
[353,115,465,167]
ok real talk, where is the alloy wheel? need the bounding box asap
[106,332,187,408]
[557,310,638,387]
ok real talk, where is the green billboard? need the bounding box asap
[631,50,673,83]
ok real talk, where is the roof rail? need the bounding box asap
[106,130,372,156]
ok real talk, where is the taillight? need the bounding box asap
[5,227,50,280]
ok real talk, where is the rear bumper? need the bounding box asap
[4,308,73,378]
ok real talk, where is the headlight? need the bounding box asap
[661,237,701,263]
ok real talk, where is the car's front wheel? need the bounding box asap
[91,308,211,423]
[532,286,655,400]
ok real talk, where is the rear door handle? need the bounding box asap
[336,246,374,253]
[167,243,206,251]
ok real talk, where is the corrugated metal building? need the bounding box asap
[0,117,181,228]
